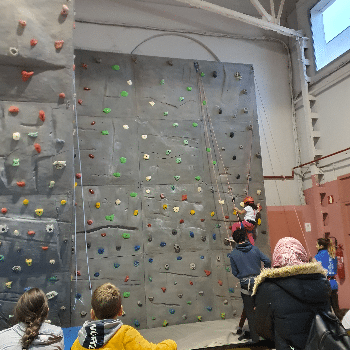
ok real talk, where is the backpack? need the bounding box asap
[304,310,350,350]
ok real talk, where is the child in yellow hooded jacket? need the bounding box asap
[71,283,177,350]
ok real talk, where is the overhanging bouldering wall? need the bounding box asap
[72,50,269,329]
[0,1,74,329]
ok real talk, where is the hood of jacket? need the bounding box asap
[235,241,253,253]
[77,319,123,349]
[252,262,328,302]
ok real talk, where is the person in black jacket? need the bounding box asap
[228,228,271,343]
[252,237,331,350]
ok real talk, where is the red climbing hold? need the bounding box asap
[218,280,223,286]
[39,110,45,122]
[87,220,93,225]
[30,39,38,46]
[34,143,41,153]
[160,193,165,199]
[59,92,65,99]
[229,225,232,230]
[55,40,64,49]
[76,271,81,276]
[189,281,193,285]
[8,106,19,113]
[147,224,151,227]
[17,181,26,187]
[179,219,184,224]
[89,154,94,159]
[42,246,49,250]
[200,219,205,222]
[1,208,7,214]
[19,20,26,27]
[76,173,82,179]
[101,233,106,237]
[182,195,187,201]
[89,189,94,194]
[124,276,129,282]
[161,287,166,293]
[84,87,91,91]
[78,99,83,105]
[91,121,95,125]
[21,70,34,81]
[81,63,88,69]
[27,230,35,235]
[225,216,229,219]
[204,270,211,276]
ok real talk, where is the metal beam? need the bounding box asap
[173,0,303,38]
[250,0,273,22]
[270,0,276,23]
[277,0,286,23]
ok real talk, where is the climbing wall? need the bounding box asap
[72,50,269,329]
[0,1,74,329]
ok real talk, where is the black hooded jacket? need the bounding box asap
[252,262,331,350]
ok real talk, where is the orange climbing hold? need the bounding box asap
[218,280,223,286]
[17,181,26,187]
[42,246,49,250]
[182,194,187,201]
[34,143,41,153]
[161,287,166,293]
[21,70,34,82]
[59,92,65,99]
[1,208,7,214]
[204,270,211,276]
[87,220,93,225]
[39,110,45,121]
[27,230,35,235]
[8,106,19,113]
[30,39,38,46]
[124,276,129,282]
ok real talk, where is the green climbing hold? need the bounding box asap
[28,132,38,137]
[130,192,137,197]
[103,108,111,114]
[12,159,20,167]
[166,150,171,155]
[113,172,121,177]
[111,65,120,71]
[200,72,205,77]
[122,233,131,239]
[226,267,230,272]
[174,176,180,181]
[149,277,152,282]
[195,176,201,181]
[176,158,182,164]
[123,292,130,298]
[101,130,109,135]
[160,79,165,85]
[179,97,184,101]
[184,140,188,145]
[203,101,207,105]
[192,122,198,127]
[120,91,128,97]
[187,87,192,91]
[171,185,175,190]
[48,276,58,282]
[173,123,179,127]
[105,214,114,221]
[206,148,211,152]
[213,161,217,165]
[164,111,168,116]
[152,316,156,320]
[216,224,221,228]
[186,301,192,305]
[120,157,126,163]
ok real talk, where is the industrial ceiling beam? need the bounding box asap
[173,0,302,38]
[250,0,274,22]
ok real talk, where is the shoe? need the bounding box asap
[236,327,243,335]
[238,331,250,341]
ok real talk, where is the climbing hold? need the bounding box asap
[190,231,194,238]
[195,176,201,181]
[141,135,147,139]
[46,291,58,300]
[101,130,109,135]
[89,189,94,194]
[173,207,179,212]
[58,92,66,100]
[169,309,175,314]
[203,101,207,105]
[148,235,152,242]
[55,41,64,49]
[173,123,178,127]
[177,256,182,260]
[218,280,223,286]
[5,282,12,289]
[212,234,216,240]
[179,97,184,101]
[204,270,211,276]
[105,214,114,221]
[123,292,130,298]
[206,307,212,312]
[210,212,215,217]
[200,219,205,223]
[182,314,187,320]
[12,159,20,167]
[229,288,234,293]
[160,193,165,199]
[164,112,168,116]
[101,233,106,237]
[166,150,171,155]
[161,287,166,293]
[192,122,198,127]
[133,210,138,216]
[257,218,262,225]
[176,158,182,164]
[200,255,205,259]
[34,143,41,153]
[116,246,121,251]
[206,148,211,152]
[120,91,128,97]
[103,108,111,114]
[174,244,180,253]
[190,263,196,270]
[124,276,129,282]
[87,220,93,225]
[115,199,121,205]
[95,202,101,209]
[160,79,165,85]
[143,154,150,160]
[164,263,170,270]
[149,101,155,106]
[113,172,121,177]
[28,132,38,138]
[174,175,180,181]
[1,208,7,214]
[149,277,152,282]
[199,291,204,296]
[200,72,205,77]
[189,281,193,286]
[221,313,226,319]
[61,4,69,15]
[27,230,35,236]
[257,189,262,195]
[13,132,20,140]
[187,87,192,91]
[50,259,56,264]
[127,80,132,85]
[35,209,43,216]
[148,258,153,263]
[111,65,120,70]
[160,242,166,247]
[30,39,38,46]
[21,71,34,82]
[183,140,188,145]
[134,245,140,251]
[179,219,184,224]
[53,161,66,169]
[8,106,19,113]
[162,204,167,210]
[133,320,140,327]
[120,157,126,163]
[123,125,129,130]
[134,261,140,267]
[114,263,120,268]
[145,176,152,181]
[162,320,169,327]
[190,210,195,215]
[78,99,83,105]
[25,259,33,266]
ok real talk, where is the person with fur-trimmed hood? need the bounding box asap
[252,237,331,350]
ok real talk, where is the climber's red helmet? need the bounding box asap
[243,196,254,205]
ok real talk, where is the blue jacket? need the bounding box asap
[315,248,338,290]
[228,241,271,281]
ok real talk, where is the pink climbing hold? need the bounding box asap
[1,208,7,214]
[55,40,64,49]
[30,39,38,46]
[218,280,223,286]
[87,220,93,225]
[182,194,187,201]
[61,4,69,16]
[8,106,19,113]
[81,63,88,69]
[59,92,65,99]
[34,143,41,153]
[39,110,45,122]
[78,99,83,105]
[76,173,82,179]
[18,19,26,27]
[21,71,34,82]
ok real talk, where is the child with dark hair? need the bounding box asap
[72,283,177,350]
[315,237,342,319]
[0,287,64,349]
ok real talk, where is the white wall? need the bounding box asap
[73,0,304,206]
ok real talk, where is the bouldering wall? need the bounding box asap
[0,1,74,329]
[72,50,269,329]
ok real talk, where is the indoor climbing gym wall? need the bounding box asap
[0,1,74,329]
[72,49,269,329]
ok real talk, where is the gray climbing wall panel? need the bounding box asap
[0,1,74,329]
[73,50,269,329]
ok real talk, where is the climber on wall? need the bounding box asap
[231,196,261,245]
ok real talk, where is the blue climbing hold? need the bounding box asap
[94,272,100,277]
[229,288,235,293]
[212,234,216,240]
[171,185,175,190]
[134,320,140,327]
[134,261,140,267]
[190,231,194,238]
[200,256,204,259]
[98,248,104,254]
[177,256,182,260]
[169,308,175,314]
[114,263,120,268]
[134,245,141,251]
[75,293,82,299]
[160,242,166,247]
[206,307,212,311]
[149,258,153,263]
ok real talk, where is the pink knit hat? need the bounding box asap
[272,237,308,268]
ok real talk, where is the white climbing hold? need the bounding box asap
[190,263,196,270]
[149,101,155,106]
[141,135,147,139]
[146,176,151,181]
[46,291,58,300]
[49,181,55,188]
[143,154,150,160]
[9,47,19,56]
[53,161,66,169]
[0,225,9,233]
[173,207,179,213]
[115,199,121,205]
[13,230,20,236]
[127,80,132,85]
[257,189,262,195]
[49,259,56,264]
[123,125,129,129]
[145,189,150,194]
[218,200,225,204]
[46,224,54,233]
[198,187,202,192]
[12,132,20,140]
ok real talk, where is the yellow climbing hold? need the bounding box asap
[210,212,215,217]
[35,209,43,216]
[95,202,101,209]
[75,182,77,187]
[190,210,195,215]
[26,259,33,266]
[163,204,168,210]
[257,218,262,226]
[233,210,237,215]
[134,210,138,216]
[23,199,29,205]
[240,202,245,207]
[5,281,12,289]
[61,200,67,205]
